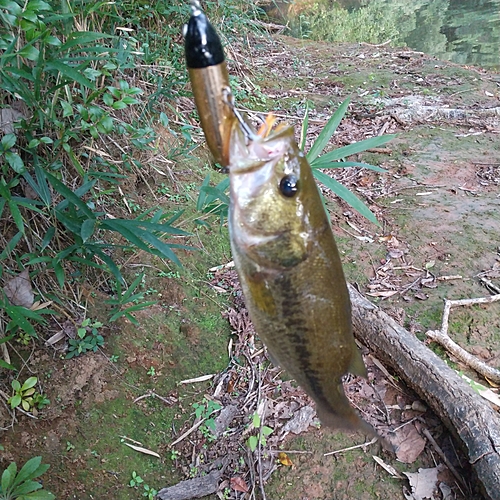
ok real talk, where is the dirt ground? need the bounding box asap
[1,33,499,500]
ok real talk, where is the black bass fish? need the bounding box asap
[184,0,373,434]
[228,122,373,433]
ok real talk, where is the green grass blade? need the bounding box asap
[313,169,378,225]
[299,102,310,151]
[45,60,95,89]
[0,232,23,260]
[46,173,95,219]
[196,175,211,211]
[91,248,124,284]
[312,134,396,165]
[7,200,24,233]
[134,228,182,266]
[307,98,350,162]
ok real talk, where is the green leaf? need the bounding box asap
[196,175,210,211]
[1,463,13,493]
[0,359,16,370]
[108,302,156,322]
[81,219,95,242]
[252,413,261,428]
[45,61,95,89]
[247,436,258,452]
[24,490,55,499]
[8,200,25,233]
[299,102,310,151]
[18,44,39,60]
[91,248,123,284]
[9,394,22,408]
[22,377,38,391]
[313,169,379,225]
[45,172,95,219]
[112,100,127,110]
[1,133,16,150]
[0,231,22,260]
[200,186,229,205]
[311,134,396,165]
[12,379,21,391]
[307,98,350,162]
[57,31,109,52]
[60,100,73,117]
[5,150,26,173]
[26,0,52,11]
[10,479,42,495]
[40,226,55,250]
[52,261,65,288]
[134,228,182,266]
[261,426,273,436]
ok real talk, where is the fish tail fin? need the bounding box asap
[316,400,372,434]
[316,395,393,452]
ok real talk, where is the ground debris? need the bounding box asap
[160,268,471,499]
[157,468,224,500]
[403,465,445,500]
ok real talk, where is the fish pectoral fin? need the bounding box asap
[348,348,368,378]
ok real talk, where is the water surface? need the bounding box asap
[291,0,500,70]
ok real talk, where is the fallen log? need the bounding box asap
[348,284,500,500]
[156,468,222,500]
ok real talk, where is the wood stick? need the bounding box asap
[348,284,500,500]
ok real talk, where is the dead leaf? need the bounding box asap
[388,249,405,259]
[392,424,426,463]
[3,269,34,308]
[123,442,160,458]
[278,452,293,467]
[366,290,398,298]
[230,476,249,493]
[414,292,428,301]
[0,107,25,134]
[404,465,443,500]
[439,482,453,500]
[281,405,316,435]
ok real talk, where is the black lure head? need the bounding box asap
[184,0,225,68]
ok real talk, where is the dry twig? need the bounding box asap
[426,295,500,384]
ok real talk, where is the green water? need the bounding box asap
[288,0,500,70]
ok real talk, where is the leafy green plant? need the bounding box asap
[0,455,54,499]
[127,471,158,499]
[106,273,156,326]
[0,0,192,302]
[193,398,222,441]
[196,99,391,225]
[195,174,230,227]
[0,290,56,347]
[65,318,104,359]
[304,97,394,224]
[247,413,273,452]
[7,377,49,415]
[142,484,158,499]
[128,471,143,488]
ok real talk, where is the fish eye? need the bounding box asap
[279,175,299,198]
